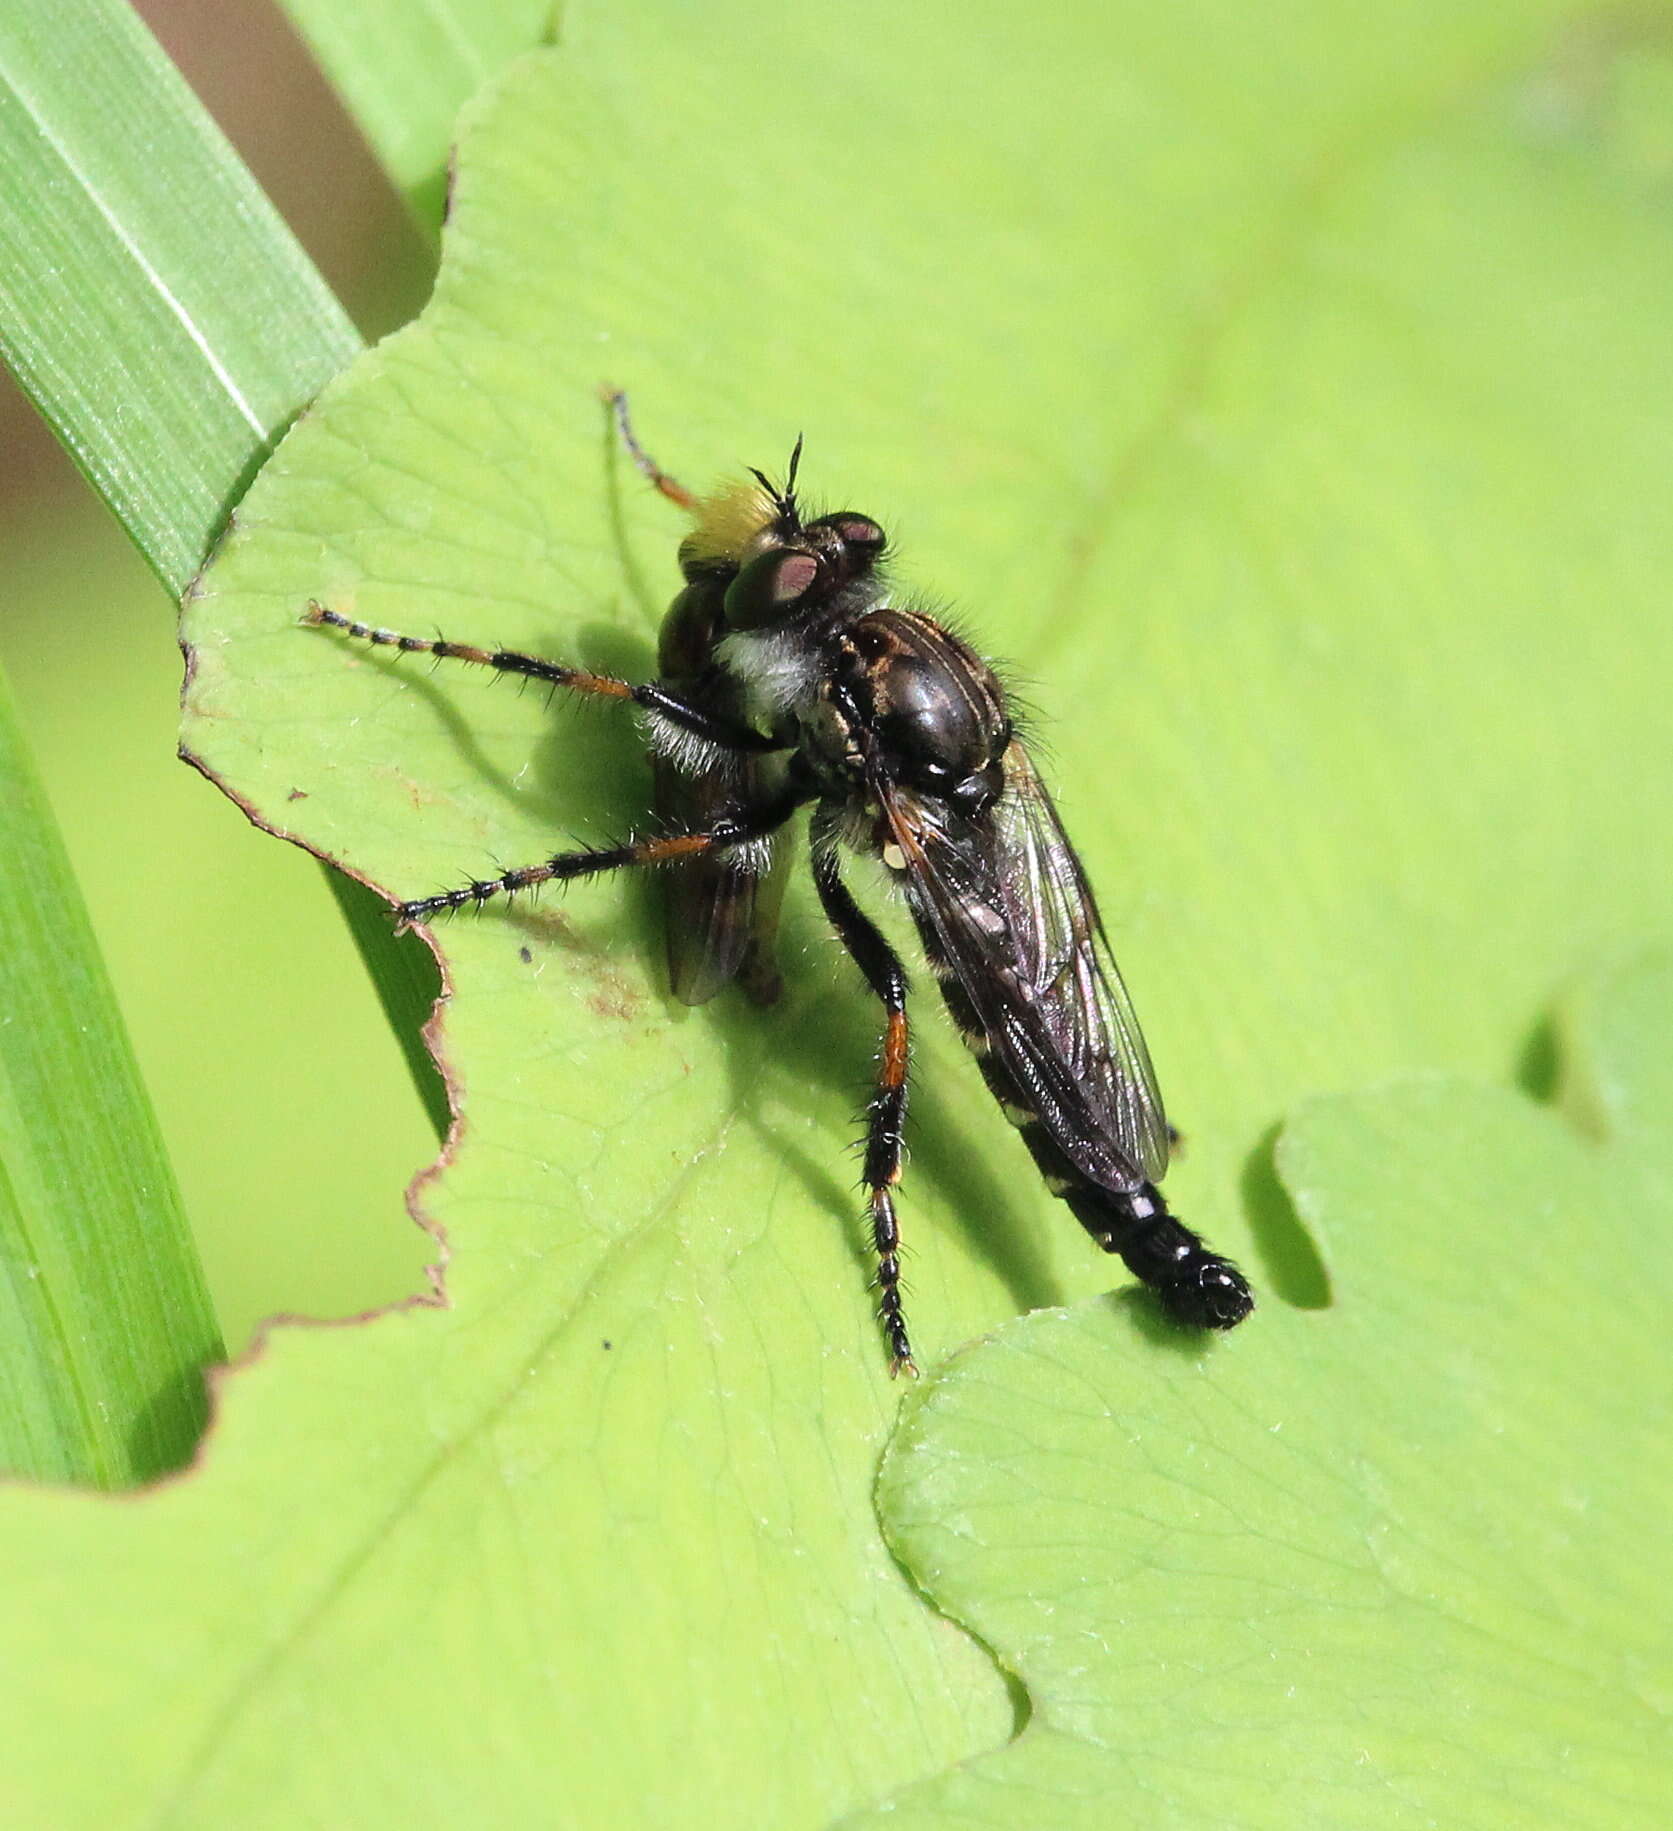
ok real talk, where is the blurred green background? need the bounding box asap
[0,0,436,1348]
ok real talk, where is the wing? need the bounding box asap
[884,740,1171,1189]
[653,580,791,1006]
[655,752,786,1006]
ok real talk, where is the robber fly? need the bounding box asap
[305,395,1253,1374]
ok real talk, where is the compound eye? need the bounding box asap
[825,515,885,555]
[804,512,885,562]
[723,548,822,629]
[834,516,885,549]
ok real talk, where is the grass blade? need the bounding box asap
[0,657,221,1487]
[0,0,446,1480]
[0,0,359,594]
[0,0,445,1113]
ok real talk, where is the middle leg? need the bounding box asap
[400,783,806,926]
[812,839,918,1377]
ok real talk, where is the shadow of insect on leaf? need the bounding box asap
[1516,1011,1559,1105]
[1097,1285,1227,1356]
[323,611,653,834]
[699,912,1071,1324]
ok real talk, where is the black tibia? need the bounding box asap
[303,604,778,755]
[397,780,807,926]
[811,838,918,1377]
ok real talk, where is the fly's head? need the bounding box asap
[678,437,887,632]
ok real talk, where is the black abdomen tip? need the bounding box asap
[1159,1256,1255,1330]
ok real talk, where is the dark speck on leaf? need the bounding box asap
[287,788,308,801]
[518,946,533,964]
[602,1340,612,1351]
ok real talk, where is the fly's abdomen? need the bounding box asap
[925,934,1254,1331]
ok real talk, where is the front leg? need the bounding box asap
[303,603,780,756]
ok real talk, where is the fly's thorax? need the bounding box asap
[841,610,1010,815]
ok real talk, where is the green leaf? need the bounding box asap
[860,959,1673,1827]
[278,0,555,231]
[0,658,220,1487]
[5,3,1673,1821]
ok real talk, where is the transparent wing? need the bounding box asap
[884,740,1170,1189]
[655,753,784,1006]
